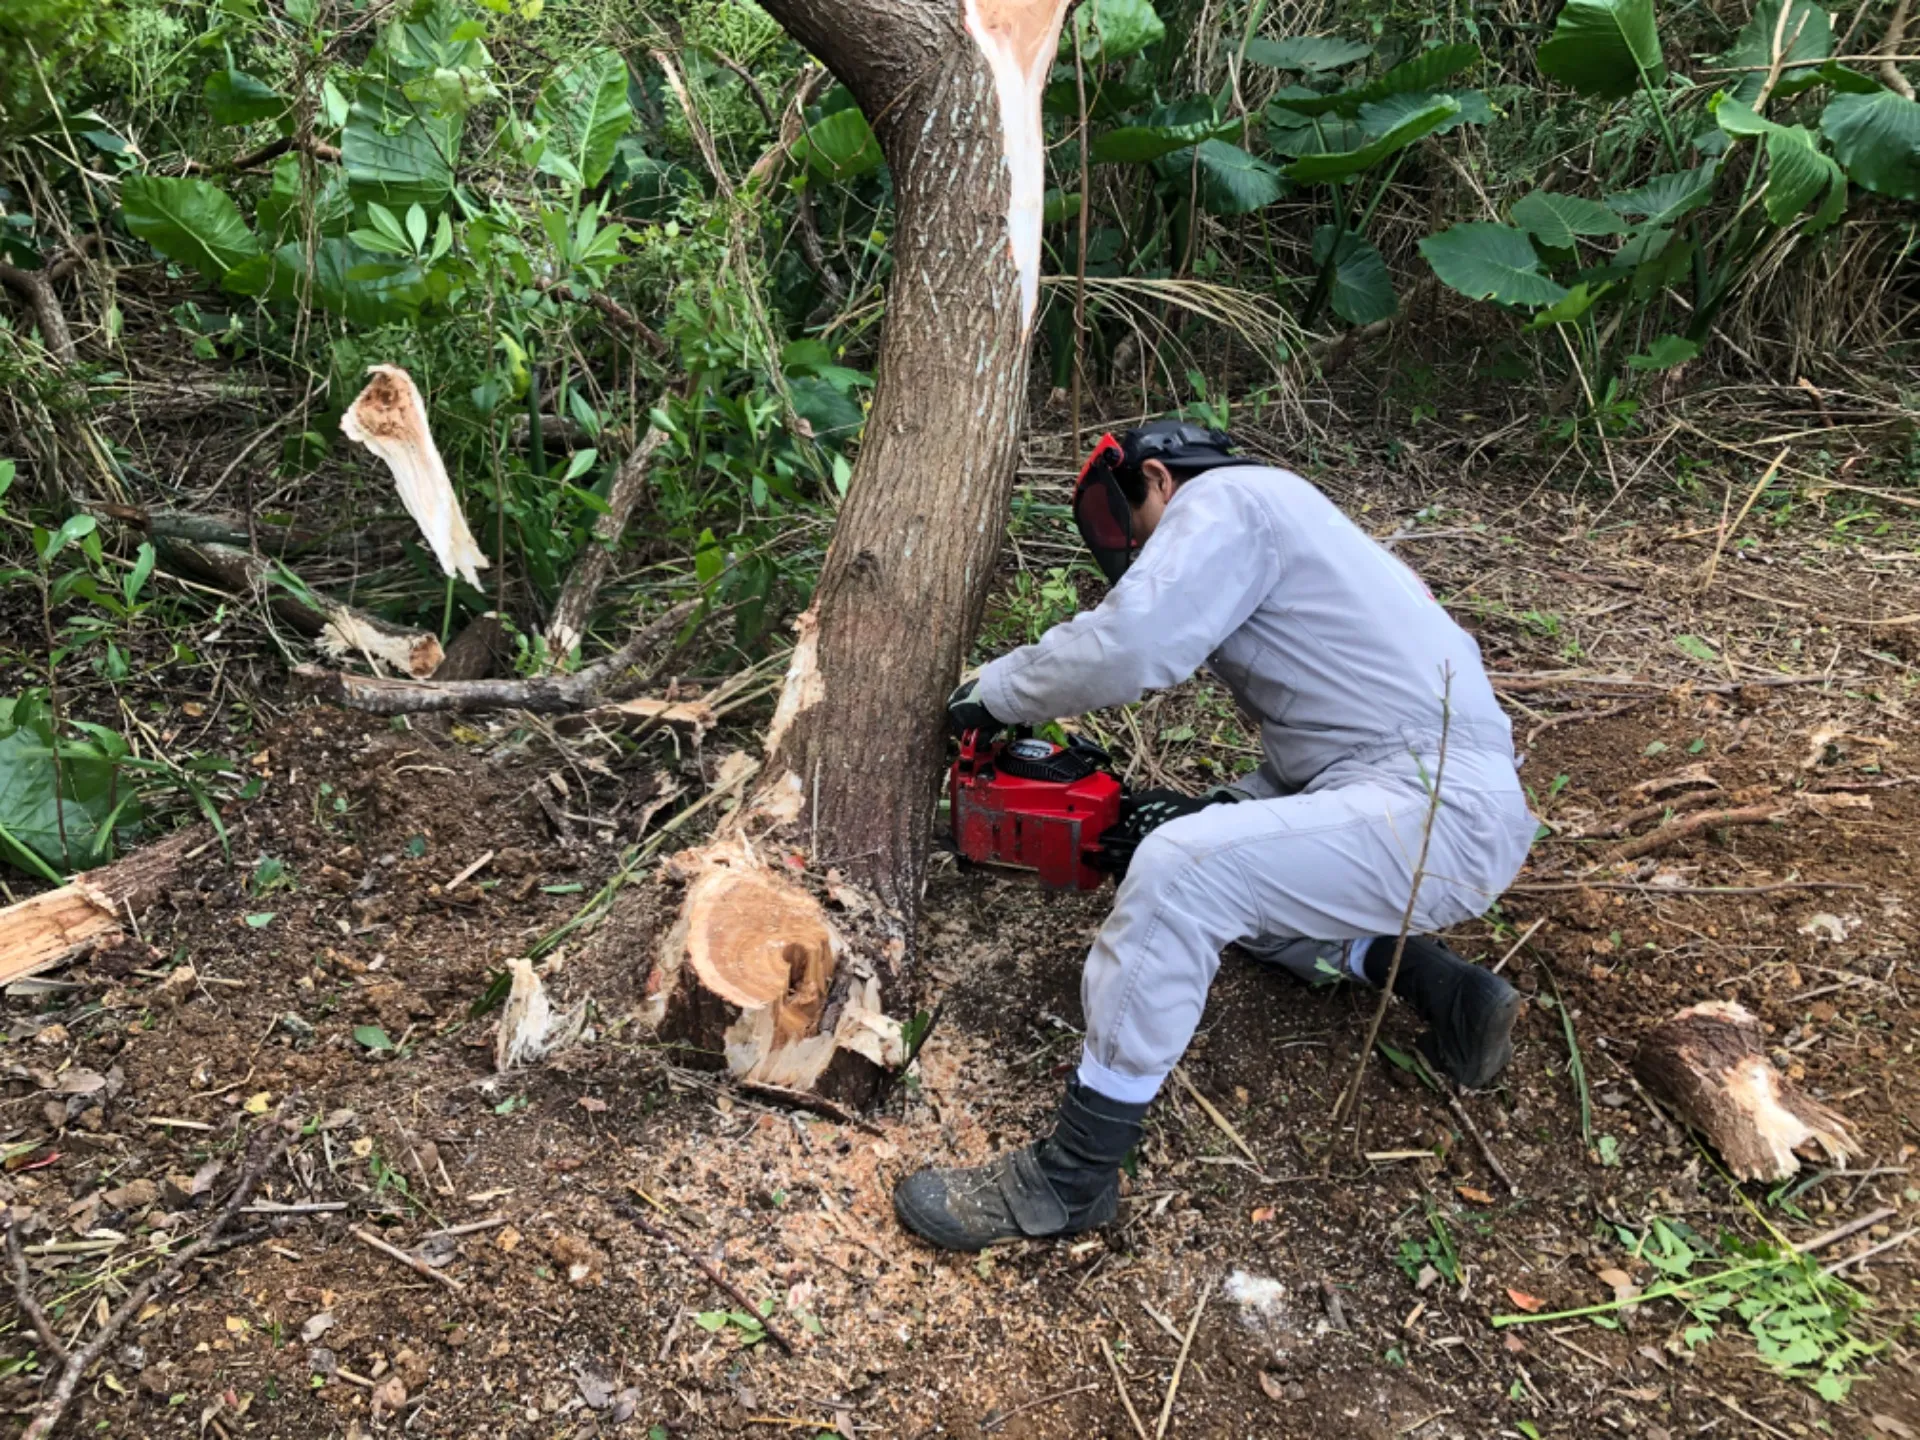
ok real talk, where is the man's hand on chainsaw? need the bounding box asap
[1090,787,1241,878]
[947,676,1005,738]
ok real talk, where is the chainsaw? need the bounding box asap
[947,729,1124,891]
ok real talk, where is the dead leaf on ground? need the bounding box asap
[301,1312,335,1343]
[577,1096,608,1113]
[1257,1370,1286,1402]
[1456,1185,1494,1205]
[1505,1287,1545,1313]
[1250,1205,1275,1223]
[1870,1415,1917,1440]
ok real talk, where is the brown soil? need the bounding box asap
[5,456,1920,1440]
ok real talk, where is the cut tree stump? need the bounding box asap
[0,828,201,984]
[642,840,904,1104]
[1635,1000,1859,1181]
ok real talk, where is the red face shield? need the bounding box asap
[1072,433,1136,583]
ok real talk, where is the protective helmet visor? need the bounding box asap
[1072,435,1135,583]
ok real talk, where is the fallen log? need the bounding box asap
[0,827,202,985]
[642,838,904,1103]
[1635,1000,1858,1182]
[156,537,443,678]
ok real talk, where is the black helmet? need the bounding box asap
[1072,420,1242,583]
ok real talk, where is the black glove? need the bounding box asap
[947,676,1004,738]
[1091,787,1240,879]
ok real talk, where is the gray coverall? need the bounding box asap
[977,465,1536,1103]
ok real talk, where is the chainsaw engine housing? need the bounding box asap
[949,733,1122,891]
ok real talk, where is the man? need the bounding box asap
[893,420,1536,1252]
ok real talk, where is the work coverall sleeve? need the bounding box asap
[977,479,1282,725]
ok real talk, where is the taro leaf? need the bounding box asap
[1359,89,1485,137]
[792,107,883,181]
[382,0,491,78]
[1174,138,1287,213]
[1242,35,1373,73]
[1536,0,1667,100]
[224,239,430,327]
[1822,87,1920,200]
[1094,111,1234,164]
[120,175,262,281]
[256,154,353,242]
[1627,334,1700,370]
[1511,190,1629,249]
[1606,161,1721,226]
[534,47,631,189]
[1268,111,1368,158]
[1285,95,1458,181]
[1718,0,1833,108]
[342,76,462,210]
[1419,222,1569,307]
[1311,226,1396,324]
[353,1025,395,1052]
[205,68,287,127]
[1265,42,1479,119]
[0,696,121,872]
[1063,0,1166,65]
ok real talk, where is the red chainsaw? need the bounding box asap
[947,729,1125,891]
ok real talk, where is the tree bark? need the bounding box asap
[752,0,1068,914]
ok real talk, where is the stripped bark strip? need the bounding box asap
[1596,802,1787,867]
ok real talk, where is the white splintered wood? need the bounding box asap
[341,365,490,590]
[963,0,1071,331]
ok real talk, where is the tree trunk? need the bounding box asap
[753,0,1067,914]
[637,0,1066,1103]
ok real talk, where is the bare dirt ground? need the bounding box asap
[4,417,1919,1440]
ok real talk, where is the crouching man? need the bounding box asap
[894,420,1536,1251]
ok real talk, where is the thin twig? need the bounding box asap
[1172,1066,1259,1167]
[617,1202,794,1354]
[20,1113,293,1440]
[1098,1336,1151,1440]
[1700,448,1787,593]
[348,1226,466,1293]
[1444,1088,1519,1196]
[1334,670,1452,1124]
[1593,802,1787,867]
[1799,1206,1896,1255]
[1154,1288,1208,1439]
[1821,1226,1917,1275]
[5,1220,65,1363]
[981,1383,1100,1433]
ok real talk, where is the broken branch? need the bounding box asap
[1595,801,1787,867]
[544,421,671,663]
[0,826,204,986]
[297,596,703,715]
[0,261,76,365]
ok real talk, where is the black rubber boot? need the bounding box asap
[892,1080,1146,1251]
[1365,936,1520,1089]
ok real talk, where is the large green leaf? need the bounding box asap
[120,175,262,280]
[224,239,431,326]
[1064,0,1166,64]
[1285,95,1458,181]
[342,76,462,210]
[1094,111,1234,164]
[1312,226,1396,324]
[1606,161,1720,225]
[0,696,125,873]
[1536,0,1667,99]
[793,107,883,181]
[1163,139,1287,214]
[1265,43,1479,119]
[1511,190,1629,248]
[1267,111,1368,158]
[1242,36,1373,72]
[1361,88,1490,136]
[534,47,631,189]
[1419,222,1569,306]
[1822,87,1920,200]
[204,68,286,127]
[1718,0,1832,108]
[1716,98,1847,227]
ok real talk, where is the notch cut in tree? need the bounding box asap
[1635,1000,1859,1182]
[633,0,1069,1105]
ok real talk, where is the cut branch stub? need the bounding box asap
[1634,1000,1858,1181]
[644,844,903,1103]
